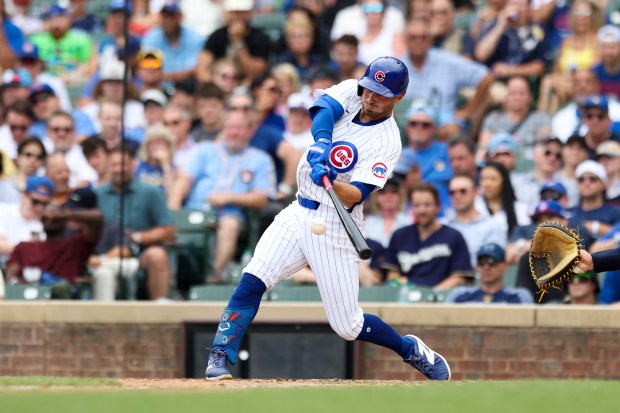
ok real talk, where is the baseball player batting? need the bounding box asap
[205,57,451,381]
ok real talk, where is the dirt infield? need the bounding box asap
[120,378,416,390]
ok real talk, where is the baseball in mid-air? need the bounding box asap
[310,217,327,235]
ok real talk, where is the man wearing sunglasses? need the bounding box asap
[0,175,52,263]
[565,272,599,305]
[444,243,533,304]
[578,95,620,159]
[0,101,36,159]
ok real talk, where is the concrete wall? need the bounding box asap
[1,302,619,379]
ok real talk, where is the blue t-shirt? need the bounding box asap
[134,160,169,194]
[140,27,204,74]
[383,224,472,286]
[444,286,534,303]
[592,63,620,99]
[250,124,285,183]
[408,143,453,209]
[568,203,620,228]
[3,20,25,54]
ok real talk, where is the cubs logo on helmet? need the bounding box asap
[374,71,385,82]
[372,162,388,178]
[329,142,358,173]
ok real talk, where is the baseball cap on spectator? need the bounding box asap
[583,95,609,112]
[536,136,563,147]
[99,60,126,82]
[116,36,140,59]
[406,101,437,123]
[287,93,314,112]
[160,0,181,13]
[487,132,516,155]
[29,83,55,102]
[65,187,97,210]
[1,68,32,88]
[531,200,566,220]
[597,25,620,44]
[43,4,68,19]
[576,159,607,183]
[109,0,132,13]
[224,0,254,11]
[476,243,505,263]
[393,149,419,175]
[596,141,620,159]
[565,135,589,152]
[172,77,197,96]
[25,175,54,197]
[17,42,39,61]
[138,50,163,69]
[570,271,600,293]
[309,66,339,84]
[540,181,567,200]
[380,175,401,191]
[140,89,168,107]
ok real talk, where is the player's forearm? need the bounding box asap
[332,181,362,208]
[592,247,620,273]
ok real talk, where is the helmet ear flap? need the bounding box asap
[357,85,363,97]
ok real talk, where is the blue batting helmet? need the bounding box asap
[357,57,409,98]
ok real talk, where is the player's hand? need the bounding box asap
[309,163,336,187]
[574,249,594,274]
[306,138,331,168]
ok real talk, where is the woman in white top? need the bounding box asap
[357,0,405,65]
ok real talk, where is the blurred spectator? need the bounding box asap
[190,82,225,143]
[530,0,571,52]
[569,159,620,239]
[398,102,452,209]
[80,137,109,185]
[95,145,174,301]
[479,161,530,241]
[29,4,93,81]
[46,110,97,185]
[443,174,505,267]
[168,111,275,283]
[383,182,473,289]
[140,89,168,129]
[578,95,620,158]
[163,105,196,168]
[228,90,300,199]
[81,60,146,134]
[45,153,73,207]
[537,0,603,106]
[474,0,552,80]
[559,135,590,188]
[0,175,51,262]
[197,0,270,84]
[596,141,620,200]
[136,50,165,93]
[250,73,286,132]
[0,68,32,107]
[402,18,489,129]
[447,136,479,179]
[15,42,71,111]
[0,137,46,204]
[92,101,123,150]
[275,9,331,82]
[5,197,103,299]
[135,123,177,197]
[512,137,572,212]
[283,92,314,151]
[331,0,404,42]
[28,83,95,142]
[565,272,599,304]
[275,5,331,61]
[486,132,517,174]
[211,58,242,99]
[429,0,468,55]
[271,63,301,118]
[0,101,36,159]
[330,35,366,82]
[178,0,223,38]
[140,0,204,83]
[307,65,339,95]
[407,0,433,20]
[592,25,620,98]
[355,0,404,65]
[69,0,101,33]
[444,243,534,303]
[365,176,410,248]
[168,77,197,118]
[7,0,42,36]
[0,0,25,69]
[478,76,551,162]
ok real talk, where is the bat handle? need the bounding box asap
[321,175,333,190]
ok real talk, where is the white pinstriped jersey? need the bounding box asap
[297,79,402,225]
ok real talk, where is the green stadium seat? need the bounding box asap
[268,285,322,302]
[358,285,401,302]
[402,286,437,303]
[503,265,519,288]
[250,12,286,42]
[188,285,238,301]
[5,284,52,300]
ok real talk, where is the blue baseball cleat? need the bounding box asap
[205,348,233,381]
[402,334,451,381]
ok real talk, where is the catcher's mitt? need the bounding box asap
[529,222,581,301]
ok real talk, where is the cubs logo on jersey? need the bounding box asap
[329,141,358,173]
[372,162,388,178]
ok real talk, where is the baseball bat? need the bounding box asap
[322,175,372,260]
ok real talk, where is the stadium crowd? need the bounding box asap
[0,0,618,305]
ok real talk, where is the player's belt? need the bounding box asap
[297,195,354,213]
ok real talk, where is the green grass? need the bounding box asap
[0,380,618,413]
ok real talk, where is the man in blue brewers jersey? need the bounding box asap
[204,57,451,381]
